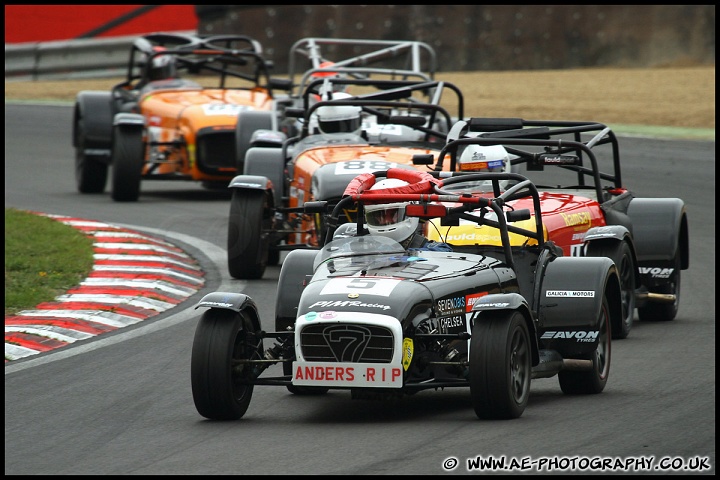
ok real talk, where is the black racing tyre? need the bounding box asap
[74,111,108,193]
[227,189,268,279]
[558,296,611,395]
[110,125,144,202]
[586,240,636,339]
[469,310,531,420]
[275,249,317,332]
[191,309,260,420]
[235,111,273,173]
[283,361,329,396]
[638,250,681,322]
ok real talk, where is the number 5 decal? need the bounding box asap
[320,277,401,296]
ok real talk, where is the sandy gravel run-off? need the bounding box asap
[4,66,715,131]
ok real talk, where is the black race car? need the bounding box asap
[191,168,622,421]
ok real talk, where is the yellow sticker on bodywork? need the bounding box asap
[402,338,414,371]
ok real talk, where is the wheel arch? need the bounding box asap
[470,292,539,366]
[195,292,262,332]
[242,147,286,208]
[235,110,275,172]
[538,256,621,355]
[113,112,145,129]
[228,174,276,209]
[584,225,641,286]
[74,91,114,149]
[626,198,688,269]
[275,249,317,331]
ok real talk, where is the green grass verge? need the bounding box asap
[4,208,95,316]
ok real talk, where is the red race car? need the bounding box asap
[419,118,689,339]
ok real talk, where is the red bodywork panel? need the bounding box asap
[512,192,607,257]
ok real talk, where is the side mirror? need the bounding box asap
[412,154,434,165]
[506,209,531,222]
[269,77,293,91]
[303,201,329,213]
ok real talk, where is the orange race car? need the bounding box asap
[72,32,291,201]
[226,77,465,279]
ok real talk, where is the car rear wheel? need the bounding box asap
[267,248,281,266]
[191,309,259,420]
[228,189,269,279]
[585,240,636,339]
[558,296,611,394]
[469,310,531,420]
[235,111,273,173]
[638,249,681,322]
[74,111,108,193]
[110,125,144,202]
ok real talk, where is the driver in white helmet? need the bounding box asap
[458,144,509,172]
[313,91,363,138]
[148,52,178,81]
[452,144,513,192]
[364,177,452,252]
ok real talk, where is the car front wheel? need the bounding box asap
[469,310,531,420]
[558,296,611,395]
[586,240,636,339]
[110,125,144,202]
[74,110,108,193]
[227,189,269,279]
[191,308,260,421]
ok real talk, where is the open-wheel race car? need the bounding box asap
[285,37,438,89]
[226,77,464,279]
[191,168,622,421]
[229,36,442,178]
[72,32,292,201]
[414,117,689,337]
[276,37,440,135]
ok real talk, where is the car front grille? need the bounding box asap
[196,128,236,173]
[299,323,394,363]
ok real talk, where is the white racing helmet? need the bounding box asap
[458,144,511,173]
[315,92,362,135]
[364,178,419,243]
[148,51,177,81]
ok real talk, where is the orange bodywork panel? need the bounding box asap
[138,87,273,180]
[287,144,449,246]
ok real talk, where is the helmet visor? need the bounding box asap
[365,205,406,227]
[319,117,361,134]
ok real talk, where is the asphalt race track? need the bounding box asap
[4,103,716,475]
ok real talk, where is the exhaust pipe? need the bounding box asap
[636,291,676,303]
[562,359,593,371]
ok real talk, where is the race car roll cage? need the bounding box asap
[279,78,465,153]
[286,37,438,98]
[307,168,547,274]
[113,32,292,98]
[417,117,624,201]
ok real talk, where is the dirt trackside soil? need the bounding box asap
[5,66,715,134]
